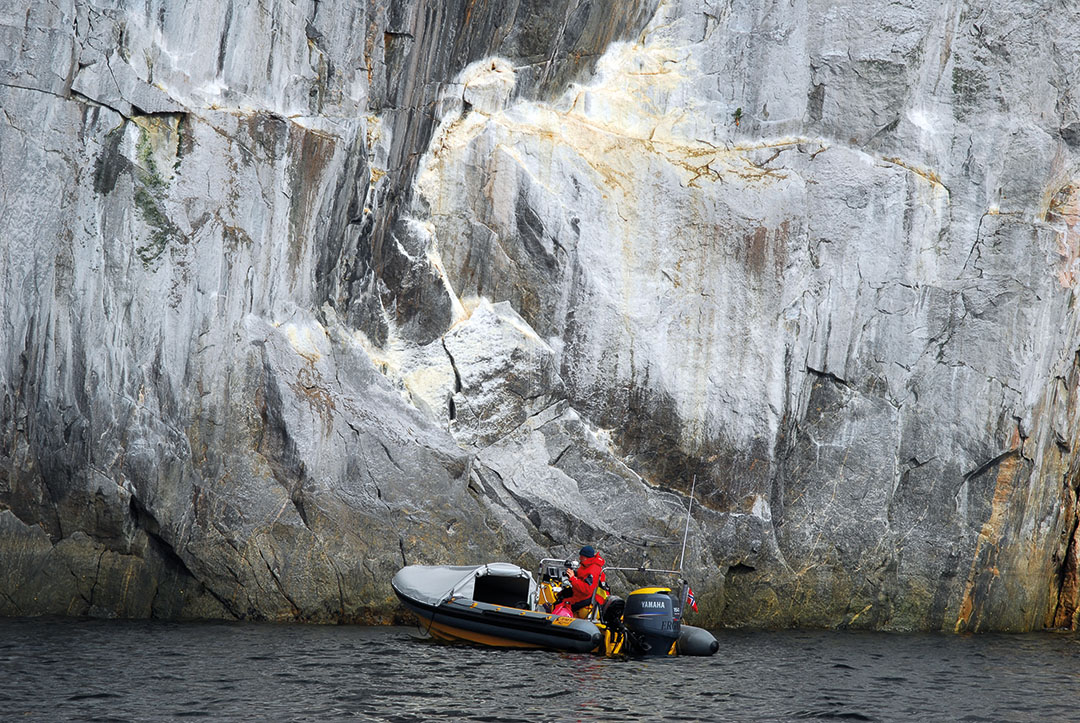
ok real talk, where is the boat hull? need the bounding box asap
[394,588,602,653]
[677,624,720,656]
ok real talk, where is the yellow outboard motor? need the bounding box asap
[622,587,680,656]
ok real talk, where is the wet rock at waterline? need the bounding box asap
[2,0,1080,632]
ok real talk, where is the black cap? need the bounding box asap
[579,545,596,558]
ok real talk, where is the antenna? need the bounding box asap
[677,474,696,572]
[599,475,700,578]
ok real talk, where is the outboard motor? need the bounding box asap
[601,595,625,628]
[622,588,680,655]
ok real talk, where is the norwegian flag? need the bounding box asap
[686,586,698,612]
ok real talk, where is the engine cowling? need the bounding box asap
[622,587,680,655]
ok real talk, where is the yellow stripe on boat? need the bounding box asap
[427,620,545,648]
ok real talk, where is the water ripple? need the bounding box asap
[1,620,1077,721]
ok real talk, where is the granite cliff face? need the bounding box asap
[2,0,1079,631]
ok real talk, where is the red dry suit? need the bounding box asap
[566,552,606,611]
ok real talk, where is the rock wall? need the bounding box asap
[2,0,1079,631]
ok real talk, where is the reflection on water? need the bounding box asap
[1,618,1078,721]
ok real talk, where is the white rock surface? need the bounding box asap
[2,0,1079,631]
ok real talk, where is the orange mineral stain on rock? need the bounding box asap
[1047,184,1080,288]
[955,451,1021,633]
[1051,518,1080,629]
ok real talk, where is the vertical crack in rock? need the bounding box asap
[1051,509,1080,629]
[148,578,161,618]
[375,439,403,476]
[88,547,106,608]
[442,336,464,423]
[217,1,234,77]
[257,546,300,617]
[441,337,463,393]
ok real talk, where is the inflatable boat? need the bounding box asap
[392,561,718,657]
[393,563,602,652]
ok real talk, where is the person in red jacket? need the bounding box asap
[564,545,606,617]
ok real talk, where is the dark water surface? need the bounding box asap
[1,618,1077,722]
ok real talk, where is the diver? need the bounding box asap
[559,545,608,618]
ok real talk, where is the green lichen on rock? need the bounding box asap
[132,121,183,266]
[135,127,166,190]
[133,185,180,265]
[173,115,188,173]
